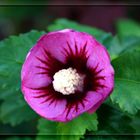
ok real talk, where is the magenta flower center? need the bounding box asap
[52,67,85,95]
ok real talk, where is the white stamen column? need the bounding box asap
[53,67,85,95]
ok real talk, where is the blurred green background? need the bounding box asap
[0,0,140,40]
[0,1,140,140]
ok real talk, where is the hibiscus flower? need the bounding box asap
[21,29,114,122]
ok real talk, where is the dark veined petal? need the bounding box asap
[21,41,65,90]
[85,37,114,99]
[52,91,103,122]
[22,83,102,122]
[22,85,67,120]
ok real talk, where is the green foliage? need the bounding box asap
[115,19,140,54]
[116,19,140,38]
[107,19,140,60]
[97,104,135,134]
[111,47,140,114]
[107,36,123,60]
[110,19,140,116]
[0,30,45,126]
[130,111,140,133]
[0,18,140,138]
[6,137,32,140]
[85,135,136,140]
[37,113,98,140]
[84,104,136,139]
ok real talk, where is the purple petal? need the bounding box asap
[21,44,52,89]
[21,29,114,122]
[37,29,90,65]
[22,86,67,120]
[85,36,114,99]
[87,101,102,114]
[52,91,103,122]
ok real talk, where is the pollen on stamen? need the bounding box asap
[52,67,85,95]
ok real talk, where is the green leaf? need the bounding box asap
[130,111,140,133]
[84,103,136,139]
[135,136,140,140]
[108,19,140,61]
[96,104,135,134]
[111,47,140,114]
[116,19,140,49]
[6,137,32,140]
[109,36,140,61]
[36,113,98,140]
[47,18,112,44]
[116,19,140,37]
[107,36,123,60]
[85,135,134,140]
[0,95,37,126]
[107,35,140,60]
[85,134,117,140]
[0,30,45,126]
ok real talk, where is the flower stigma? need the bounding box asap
[52,67,85,95]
